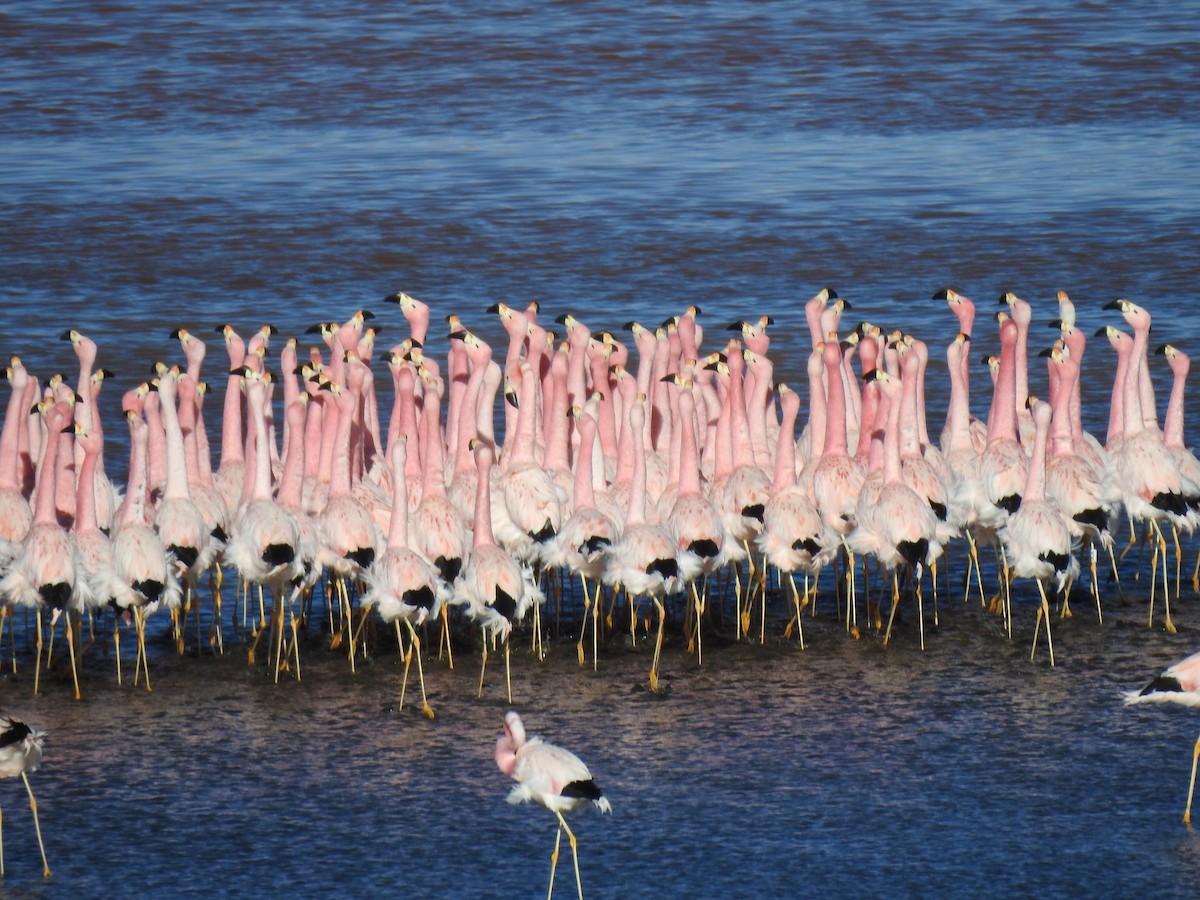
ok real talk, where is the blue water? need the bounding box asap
[3,0,1200,895]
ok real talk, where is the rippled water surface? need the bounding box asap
[3,0,1200,895]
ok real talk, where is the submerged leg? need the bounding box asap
[1185,732,1200,826]
[477,641,489,699]
[649,597,666,692]
[65,612,81,700]
[22,772,51,878]
[504,637,513,705]
[1032,579,1055,667]
[555,810,584,900]
[547,823,562,900]
[405,619,434,719]
[577,575,590,667]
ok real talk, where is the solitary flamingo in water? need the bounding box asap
[495,710,611,900]
[1126,649,1200,824]
[0,713,51,877]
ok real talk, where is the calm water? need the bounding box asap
[3,0,1200,895]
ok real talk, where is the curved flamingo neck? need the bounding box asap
[454,351,488,474]
[1164,353,1189,450]
[420,382,449,498]
[329,385,355,500]
[1106,336,1130,446]
[881,381,903,485]
[712,376,734,479]
[220,342,247,465]
[1127,308,1159,434]
[626,404,649,527]
[276,399,307,510]
[587,352,618,466]
[74,431,100,534]
[612,372,638,485]
[32,406,68,527]
[144,391,168,490]
[392,365,422,484]
[72,337,97,432]
[122,417,150,527]
[573,414,600,510]
[387,442,411,551]
[899,352,924,457]
[0,369,28,490]
[1049,358,1078,457]
[178,377,207,487]
[472,446,496,548]
[772,389,800,491]
[246,381,275,504]
[988,321,1019,444]
[543,354,572,473]
[855,378,880,465]
[157,376,192,502]
[944,338,974,454]
[726,350,754,468]
[475,360,502,452]
[1123,324,1148,438]
[805,349,827,461]
[822,342,849,457]
[1023,404,1051,502]
[746,355,773,468]
[678,389,703,496]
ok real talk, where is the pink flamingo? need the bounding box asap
[660,379,722,659]
[1155,343,1200,590]
[61,329,119,530]
[602,395,682,691]
[966,317,1030,614]
[1042,346,1116,620]
[445,328,493,525]
[456,440,540,702]
[1104,299,1186,632]
[811,337,866,630]
[71,422,125,667]
[0,359,34,577]
[152,367,213,654]
[495,710,610,900]
[225,371,305,679]
[756,383,834,647]
[848,369,942,649]
[496,361,565,568]
[1125,649,1200,824]
[1000,400,1078,666]
[409,368,468,667]
[111,409,182,691]
[545,405,619,669]
[213,324,248,516]
[316,362,383,671]
[0,399,82,698]
[0,714,51,878]
[361,436,442,718]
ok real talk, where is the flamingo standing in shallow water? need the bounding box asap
[0,399,82,698]
[1126,649,1200,824]
[457,440,540,702]
[495,710,611,900]
[361,437,441,718]
[0,713,51,878]
[1000,399,1078,666]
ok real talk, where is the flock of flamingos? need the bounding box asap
[2,287,1199,699]
[3,285,1200,882]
